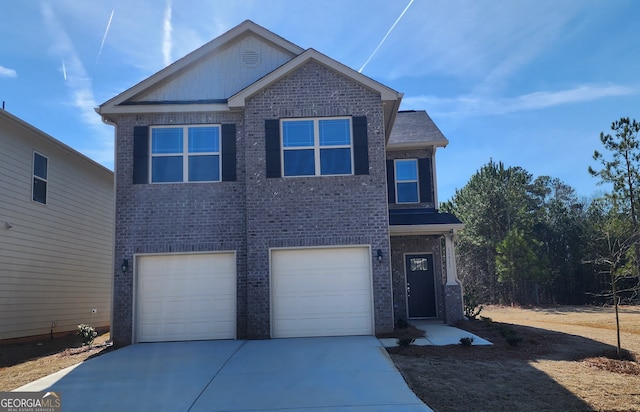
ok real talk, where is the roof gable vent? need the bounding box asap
[242,49,260,67]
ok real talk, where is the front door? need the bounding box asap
[406,254,437,318]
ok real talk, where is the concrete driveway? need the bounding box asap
[17,336,432,411]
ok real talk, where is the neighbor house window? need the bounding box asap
[32,152,48,204]
[395,159,419,203]
[281,117,353,176]
[150,125,221,183]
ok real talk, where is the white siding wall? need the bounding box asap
[0,113,114,340]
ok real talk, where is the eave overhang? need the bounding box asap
[390,223,465,236]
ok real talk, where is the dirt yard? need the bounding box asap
[390,305,640,412]
[0,332,112,391]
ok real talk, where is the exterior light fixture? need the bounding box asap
[377,249,383,263]
[121,258,129,274]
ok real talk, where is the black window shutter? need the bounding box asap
[133,126,149,184]
[352,116,369,175]
[418,158,433,203]
[221,124,236,181]
[386,159,395,204]
[265,119,281,178]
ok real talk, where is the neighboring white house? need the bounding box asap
[0,108,114,341]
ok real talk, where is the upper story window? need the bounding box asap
[281,117,353,177]
[395,159,419,203]
[150,125,221,183]
[32,152,48,204]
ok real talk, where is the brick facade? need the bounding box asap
[111,61,394,345]
[386,147,463,324]
[243,61,393,338]
[112,111,247,345]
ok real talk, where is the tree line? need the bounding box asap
[443,117,640,306]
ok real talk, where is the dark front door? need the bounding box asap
[406,254,437,318]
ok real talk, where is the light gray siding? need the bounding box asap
[133,34,296,102]
[0,111,114,341]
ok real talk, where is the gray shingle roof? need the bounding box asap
[387,110,448,148]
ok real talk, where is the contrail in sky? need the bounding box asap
[97,9,115,62]
[61,58,67,80]
[162,0,173,66]
[359,0,414,73]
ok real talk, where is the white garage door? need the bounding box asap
[136,253,236,342]
[271,247,373,338]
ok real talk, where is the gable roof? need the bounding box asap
[228,48,402,139]
[387,110,448,149]
[96,20,403,140]
[97,20,304,116]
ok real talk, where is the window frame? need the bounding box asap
[32,151,48,205]
[280,116,354,177]
[394,158,420,204]
[149,124,222,184]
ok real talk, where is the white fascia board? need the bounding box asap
[389,223,465,236]
[386,140,448,150]
[228,49,401,108]
[98,103,230,116]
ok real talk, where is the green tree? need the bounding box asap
[443,160,538,303]
[589,117,640,286]
[445,161,599,305]
[530,177,595,304]
[496,228,548,304]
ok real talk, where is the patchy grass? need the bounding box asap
[390,305,640,412]
[0,331,112,391]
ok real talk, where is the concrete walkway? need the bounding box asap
[379,321,492,348]
[16,336,432,411]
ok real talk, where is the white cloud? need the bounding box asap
[162,0,173,67]
[0,65,17,78]
[403,84,637,117]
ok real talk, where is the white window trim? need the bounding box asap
[280,117,354,177]
[149,124,222,184]
[32,151,48,205]
[394,158,420,204]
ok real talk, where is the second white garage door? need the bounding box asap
[271,247,373,338]
[136,253,236,342]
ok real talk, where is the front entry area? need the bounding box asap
[406,254,437,318]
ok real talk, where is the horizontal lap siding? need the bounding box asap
[0,120,114,340]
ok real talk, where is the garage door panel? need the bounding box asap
[136,253,236,342]
[272,247,373,338]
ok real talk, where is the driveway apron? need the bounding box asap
[17,336,431,411]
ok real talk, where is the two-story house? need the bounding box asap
[0,108,113,341]
[97,20,464,346]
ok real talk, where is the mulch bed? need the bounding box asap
[0,332,111,368]
[387,317,639,367]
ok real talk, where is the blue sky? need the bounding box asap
[2,0,639,201]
